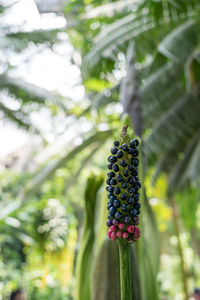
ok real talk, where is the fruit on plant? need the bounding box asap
[106,127,141,243]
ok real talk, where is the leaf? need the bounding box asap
[158,20,197,61]
[0,200,21,220]
[81,0,138,19]
[84,12,154,69]
[0,75,58,104]
[168,130,200,194]
[64,144,101,193]
[141,62,184,128]
[23,130,113,197]
[76,174,104,300]
[145,93,200,163]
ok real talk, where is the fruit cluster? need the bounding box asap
[106,137,141,242]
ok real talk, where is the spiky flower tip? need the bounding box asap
[106,126,141,243]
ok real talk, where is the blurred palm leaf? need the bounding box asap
[23,130,113,197]
[0,75,58,104]
[76,173,104,300]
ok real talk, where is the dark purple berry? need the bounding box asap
[128,148,134,155]
[114,187,120,194]
[134,193,140,202]
[130,208,137,216]
[133,216,139,225]
[108,156,117,163]
[124,216,131,223]
[134,202,141,209]
[128,197,134,205]
[123,170,129,177]
[137,208,140,215]
[107,193,113,199]
[112,164,119,172]
[121,193,127,200]
[113,199,121,208]
[111,147,118,155]
[110,195,116,202]
[106,186,110,191]
[128,164,134,171]
[132,149,139,157]
[132,159,139,167]
[134,185,139,192]
[128,177,135,184]
[114,141,120,147]
[115,212,122,220]
[122,143,129,151]
[121,181,128,189]
[120,160,127,167]
[122,203,128,212]
[106,220,113,227]
[107,171,115,178]
[108,186,114,193]
[128,187,135,194]
[108,214,114,220]
[116,174,123,182]
[109,207,116,215]
[112,219,118,225]
[116,150,123,158]
[107,163,113,170]
[130,139,139,147]
[106,178,111,185]
[107,203,112,210]
[134,176,139,181]
[131,168,138,176]
[110,179,117,186]
[136,182,141,188]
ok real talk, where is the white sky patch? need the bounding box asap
[0,0,84,158]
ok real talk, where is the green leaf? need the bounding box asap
[0,75,58,104]
[23,130,113,197]
[76,173,104,300]
[158,20,197,61]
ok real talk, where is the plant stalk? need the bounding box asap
[117,240,132,300]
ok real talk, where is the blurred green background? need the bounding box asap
[0,0,200,299]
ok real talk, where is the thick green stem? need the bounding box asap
[117,240,132,300]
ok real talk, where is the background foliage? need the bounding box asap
[1,0,200,299]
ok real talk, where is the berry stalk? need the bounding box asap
[106,125,141,300]
[117,239,132,300]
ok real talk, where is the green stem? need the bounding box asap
[117,240,132,300]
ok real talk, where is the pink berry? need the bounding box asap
[127,225,134,233]
[110,225,117,232]
[111,232,117,240]
[117,231,123,238]
[118,223,124,230]
[108,230,112,238]
[122,232,129,239]
[134,227,140,235]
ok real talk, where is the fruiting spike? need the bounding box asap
[106,126,141,243]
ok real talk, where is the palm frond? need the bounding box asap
[141,62,184,127]
[158,20,197,61]
[6,28,60,46]
[145,93,200,162]
[168,131,200,194]
[84,12,154,69]
[0,75,58,104]
[0,101,35,131]
[81,0,140,19]
[23,130,113,198]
